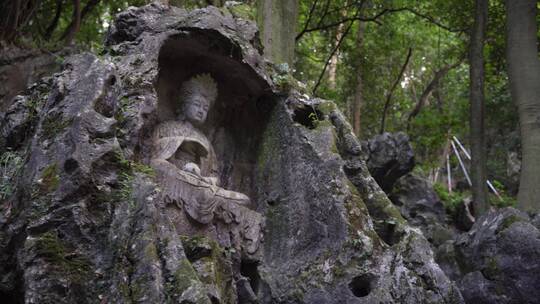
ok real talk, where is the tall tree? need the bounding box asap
[63,0,81,46]
[505,0,540,213]
[352,21,366,135]
[328,21,345,89]
[257,0,299,66]
[469,0,489,215]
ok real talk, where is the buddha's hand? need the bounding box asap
[182,162,201,176]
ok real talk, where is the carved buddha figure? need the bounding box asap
[151,74,262,255]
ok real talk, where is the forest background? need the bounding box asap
[1,0,537,215]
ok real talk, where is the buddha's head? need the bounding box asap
[178,73,218,125]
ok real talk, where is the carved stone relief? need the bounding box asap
[151,73,263,259]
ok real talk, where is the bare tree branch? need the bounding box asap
[297,6,396,40]
[297,6,466,41]
[406,59,463,128]
[297,0,319,42]
[44,0,64,40]
[313,1,366,94]
[312,17,356,94]
[380,47,413,134]
[60,0,101,42]
[403,7,466,33]
[63,0,81,45]
[315,0,331,28]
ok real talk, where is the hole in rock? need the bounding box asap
[183,242,213,263]
[64,158,79,174]
[349,274,375,297]
[374,220,396,246]
[292,106,324,129]
[0,268,25,304]
[0,289,23,304]
[266,200,277,207]
[108,75,117,86]
[209,296,220,304]
[240,259,260,294]
[93,94,115,118]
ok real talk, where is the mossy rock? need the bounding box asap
[32,231,92,283]
[36,163,60,195]
[41,113,72,140]
[496,214,526,234]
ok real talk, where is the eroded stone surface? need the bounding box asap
[0,3,465,304]
[455,208,540,304]
[362,132,415,192]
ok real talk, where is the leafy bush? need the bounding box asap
[433,183,467,217]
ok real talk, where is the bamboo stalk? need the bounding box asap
[452,136,471,159]
[453,136,502,199]
[447,152,452,193]
[451,139,472,186]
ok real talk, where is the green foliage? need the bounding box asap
[433,182,467,216]
[434,181,516,216]
[292,0,519,200]
[225,3,256,20]
[491,195,516,208]
[110,151,155,205]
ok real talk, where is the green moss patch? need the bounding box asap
[33,231,92,283]
[37,163,60,195]
[496,214,526,234]
[41,113,72,140]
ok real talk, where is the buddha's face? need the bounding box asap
[182,93,209,124]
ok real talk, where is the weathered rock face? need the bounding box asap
[365,130,540,304]
[390,174,455,247]
[0,3,463,304]
[454,208,540,304]
[362,132,415,193]
[257,98,463,303]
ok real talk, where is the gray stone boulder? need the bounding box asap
[363,132,415,192]
[0,3,463,304]
[390,174,455,247]
[455,208,540,304]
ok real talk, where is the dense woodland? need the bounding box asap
[1,0,539,216]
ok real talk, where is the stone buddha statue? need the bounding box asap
[151,74,262,256]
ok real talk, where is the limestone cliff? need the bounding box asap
[0,4,462,303]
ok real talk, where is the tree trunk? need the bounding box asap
[256,0,299,66]
[469,0,489,215]
[505,0,540,213]
[60,0,101,42]
[352,21,366,136]
[0,0,30,42]
[64,0,81,46]
[328,21,345,89]
[44,0,64,40]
